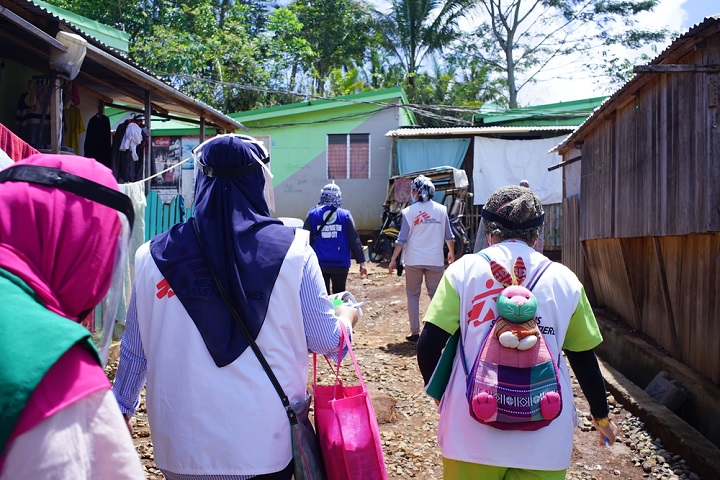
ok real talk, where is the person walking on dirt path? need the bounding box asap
[0,154,144,479]
[304,183,367,294]
[416,184,618,480]
[112,134,358,480]
[389,175,455,342]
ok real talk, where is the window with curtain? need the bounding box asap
[327,133,370,179]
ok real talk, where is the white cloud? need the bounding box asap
[518,0,692,105]
[365,0,701,106]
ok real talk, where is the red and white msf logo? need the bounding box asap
[156,278,175,299]
[413,211,431,226]
[466,278,503,327]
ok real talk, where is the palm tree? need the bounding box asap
[374,0,475,85]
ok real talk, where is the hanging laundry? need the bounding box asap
[111,121,129,181]
[15,92,50,147]
[84,113,112,168]
[0,122,39,162]
[67,80,81,106]
[116,181,147,322]
[63,104,84,153]
[119,122,142,161]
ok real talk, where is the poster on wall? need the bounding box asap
[180,136,201,209]
[151,136,181,203]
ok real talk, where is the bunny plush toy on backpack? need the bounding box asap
[465,255,562,430]
[490,257,541,351]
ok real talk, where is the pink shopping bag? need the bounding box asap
[313,323,388,480]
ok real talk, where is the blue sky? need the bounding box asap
[681,0,717,27]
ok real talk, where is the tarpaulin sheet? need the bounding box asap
[473,136,565,205]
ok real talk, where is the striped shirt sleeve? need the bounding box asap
[112,288,146,416]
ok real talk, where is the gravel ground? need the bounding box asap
[108,261,703,479]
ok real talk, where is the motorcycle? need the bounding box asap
[447,214,472,259]
[368,208,401,264]
[370,166,472,266]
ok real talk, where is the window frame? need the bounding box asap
[326,133,370,180]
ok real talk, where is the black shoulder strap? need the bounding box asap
[191,218,298,426]
[310,206,337,245]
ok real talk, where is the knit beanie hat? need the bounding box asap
[319,183,342,208]
[481,185,544,244]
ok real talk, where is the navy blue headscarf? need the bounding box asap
[150,135,295,367]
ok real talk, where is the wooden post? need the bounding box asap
[144,90,152,195]
[50,75,61,153]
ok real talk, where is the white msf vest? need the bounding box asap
[133,229,310,476]
[402,200,449,267]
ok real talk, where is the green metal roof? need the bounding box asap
[105,108,218,136]
[230,87,411,124]
[33,0,130,52]
[474,96,608,127]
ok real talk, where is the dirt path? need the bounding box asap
[123,260,694,479]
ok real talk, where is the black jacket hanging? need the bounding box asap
[84,114,111,168]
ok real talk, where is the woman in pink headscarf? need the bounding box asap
[0,154,144,479]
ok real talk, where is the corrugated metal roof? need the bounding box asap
[557,13,720,154]
[474,96,607,126]
[33,0,129,52]
[385,125,577,137]
[231,87,408,123]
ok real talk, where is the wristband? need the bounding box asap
[593,416,610,427]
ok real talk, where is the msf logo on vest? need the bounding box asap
[156,278,175,299]
[466,278,504,327]
[413,211,431,226]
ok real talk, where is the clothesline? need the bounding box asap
[136,156,191,184]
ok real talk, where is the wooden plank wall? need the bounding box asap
[584,234,720,383]
[565,28,720,384]
[543,204,562,250]
[579,125,615,240]
[583,238,641,330]
[581,32,720,240]
[562,195,582,280]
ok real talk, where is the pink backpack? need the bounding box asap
[461,255,562,431]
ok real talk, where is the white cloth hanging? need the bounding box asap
[119,122,143,161]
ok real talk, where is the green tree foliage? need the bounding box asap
[43,0,671,121]
[47,0,138,31]
[468,0,670,108]
[404,57,495,127]
[374,0,475,84]
[327,67,367,96]
[264,7,314,97]
[289,0,375,95]
[129,2,270,112]
[361,50,407,91]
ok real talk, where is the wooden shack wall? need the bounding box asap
[579,33,720,240]
[564,29,720,384]
[582,235,720,384]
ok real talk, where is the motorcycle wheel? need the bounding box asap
[369,233,389,262]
